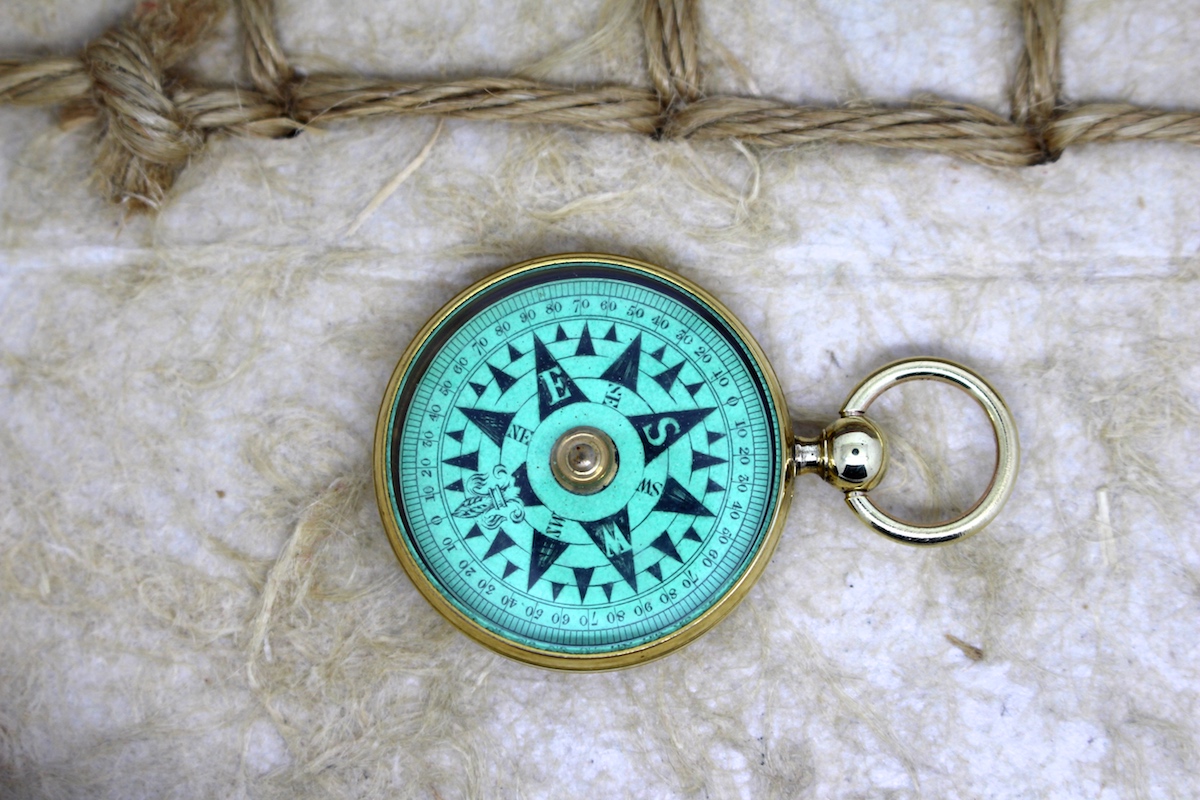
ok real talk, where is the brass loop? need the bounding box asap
[839,358,1020,546]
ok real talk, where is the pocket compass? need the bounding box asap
[374,254,1018,670]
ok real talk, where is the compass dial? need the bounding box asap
[376,255,792,669]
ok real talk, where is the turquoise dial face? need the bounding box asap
[383,260,784,658]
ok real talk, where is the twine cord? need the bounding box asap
[1012,0,1064,161]
[643,0,700,135]
[1,0,1198,211]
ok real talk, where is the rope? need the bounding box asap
[643,0,701,112]
[667,98,1041,168]
[1013,0,1064,160]
[1,0,1197,211]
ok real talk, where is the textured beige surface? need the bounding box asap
[2,2,1200,798]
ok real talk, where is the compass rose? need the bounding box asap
[444,320,726,599]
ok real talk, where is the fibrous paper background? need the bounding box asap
[2,1,1199,798]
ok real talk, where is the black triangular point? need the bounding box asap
[442,451,479,471]
[465,523,484,540]
[527,530,569,590]
[511,462,543,507]
[685,382,704,398]
[580,509,638,591]
[646,562,663,582]
[649,531,682,563]
[502,560,520,580]
[706,430,726,445]
[574,567,594,601]
[458,406,515,448]
[600,333,642,392]
[652,361,685,393]
[484,528,517,560]
[705,478,725,493]
[445,478,464,493]
[601,324,619,342]
[468,381,487,398]
[691,450,728,471]
[550,582,565,601]
[609,552,637,592]
[653,477,715,517]
[575,324,596,356]
[488,363,518,394]
[682,526,702,543]
[648,344,666,361]
[601,583,614,602]
[533,336,587,419]
[507,342,524,362]
[628,407,716,464]
[554,324,569,342]
[448,429,464,443]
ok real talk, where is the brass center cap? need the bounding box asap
[550,426,617,495]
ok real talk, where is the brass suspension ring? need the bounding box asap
[839,358,1020,546]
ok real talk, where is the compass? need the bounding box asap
[374,254,1019,670]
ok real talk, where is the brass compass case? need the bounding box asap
[373,254,796,671]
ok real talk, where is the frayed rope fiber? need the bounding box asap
[3,0,1200,212]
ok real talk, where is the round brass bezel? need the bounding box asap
[372,253,795,671]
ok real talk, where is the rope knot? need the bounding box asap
[80,0,224,211]
[643,0,701,139]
